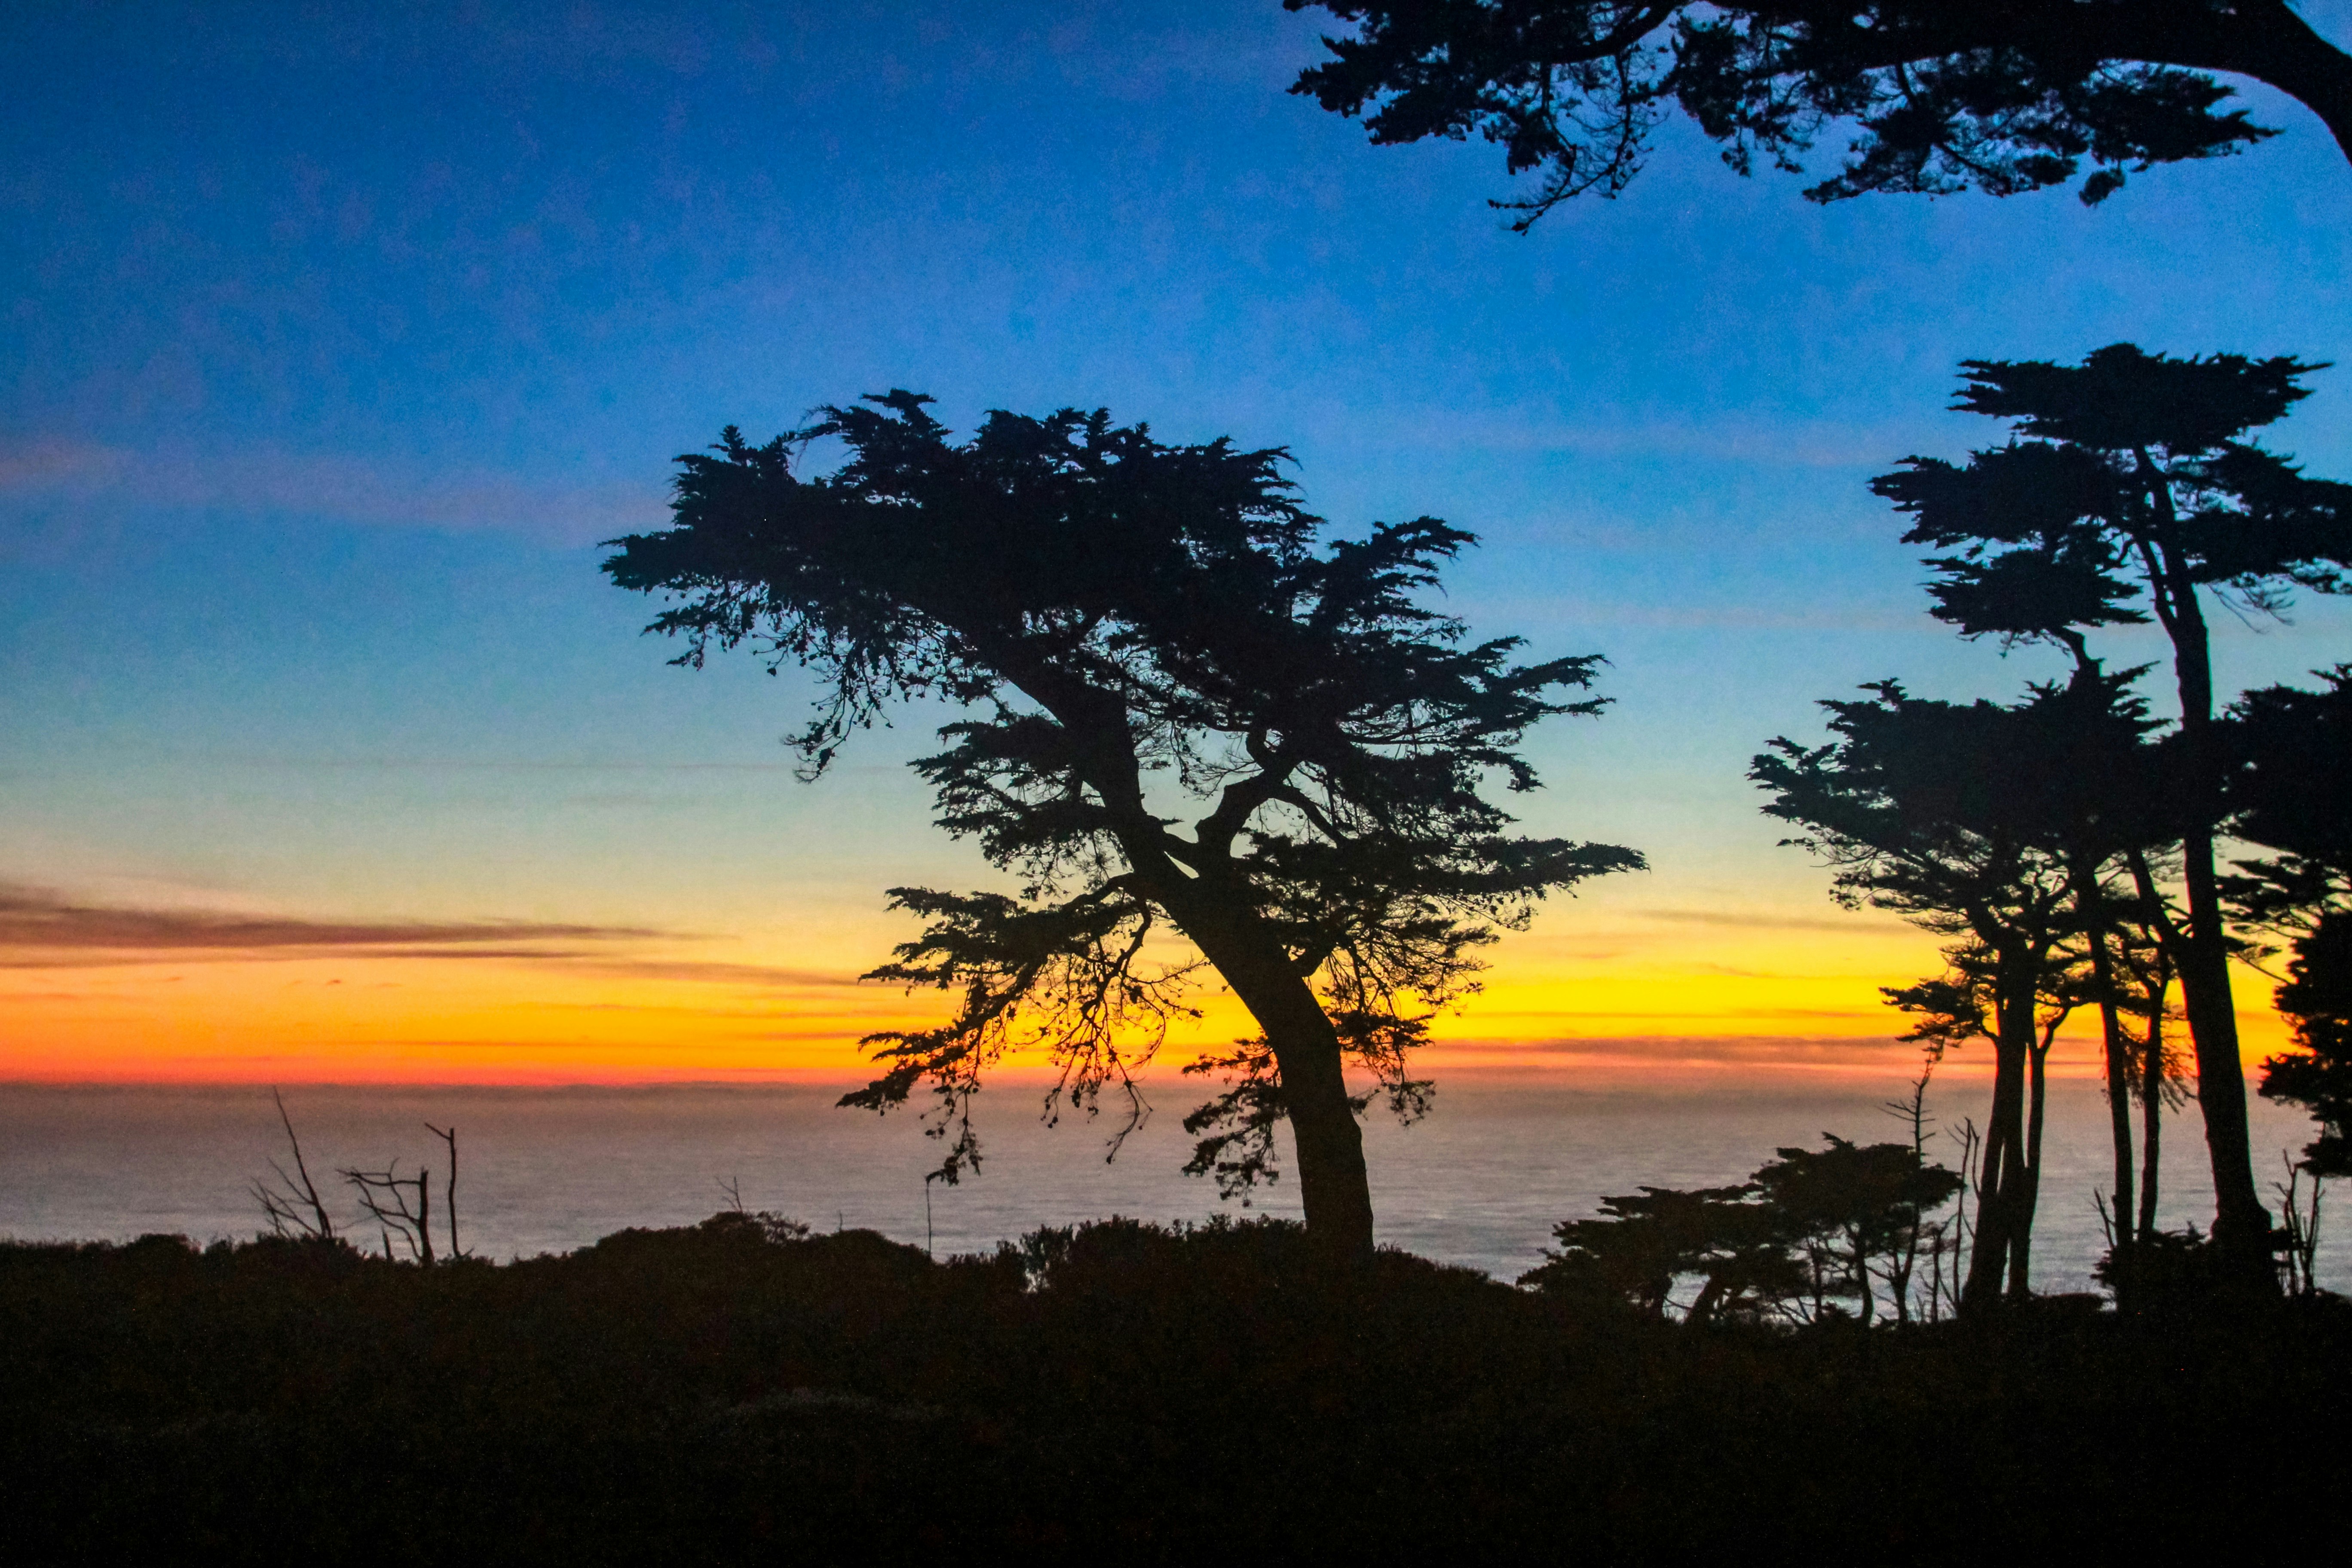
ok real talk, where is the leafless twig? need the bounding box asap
[343,1164,434,1264]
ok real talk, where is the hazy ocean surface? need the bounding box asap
[3,1076,2343,1297]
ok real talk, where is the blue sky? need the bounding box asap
[3,1,2349,1078]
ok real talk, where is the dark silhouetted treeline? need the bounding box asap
[3,1215,2344,1563]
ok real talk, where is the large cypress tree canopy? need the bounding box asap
[1751,671,2162,929]
[1869,345,2352,648]
[604,393,1641,1186]
[1288,2,2349,225]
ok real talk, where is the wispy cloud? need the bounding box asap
[1425,1030,2115,1078]
[1634,906,1914,936]
[1467,1005,1882,1023]
[0,438,664,545]
[185,756,804,775]
[0,881,663,966]
[1433,1034,1916,1069]
[556,958,864,991]
[1316,407,1952,472]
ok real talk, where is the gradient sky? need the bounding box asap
[3,0,2349,1086]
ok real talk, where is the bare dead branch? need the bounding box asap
[250,1086,337,1241]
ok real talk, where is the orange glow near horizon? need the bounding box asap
[0,909,2295,1087]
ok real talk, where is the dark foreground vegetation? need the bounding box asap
[4,1216,2343,1564]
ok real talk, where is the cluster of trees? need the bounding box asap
[602,348,2347,1302]
[1273,2,2350,1305]
[591,4,2349,1298]
[2236,667,2352,1185]
[1752,345,2351,1305]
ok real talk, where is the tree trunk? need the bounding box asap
[1961,1087,2014,1308]
[2175,831,2274,1274]
[1265,1020,1377,1265]
[2010,1029,2052,1300]
[2058,0,2352,167]
[415,1169,435,1267]
[1850,1226,1874,1325]
[1069,689,1378,1267]
[2144,535,2274,1286]
[1963,955,2037,1311]
[2194,0,2352,167]
[2086,920,2138,1280]
[1183,916,1376,1266]
[2138,961,2169,1243]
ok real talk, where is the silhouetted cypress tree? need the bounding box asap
[1521,1135,1960,1323]
[1519,1183,1800,1322]
[603,394,1641,1264]
[1753,680,2120,1307]
[1750,1135,1963,1324]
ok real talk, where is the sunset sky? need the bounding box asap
[3,0,2348,1087]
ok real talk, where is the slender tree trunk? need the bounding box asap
[2138,958,2171,1243]
[2141,531,2273,1284]
[2087,922,2138,1292]
[2010,1030,2052,1300]
[415,1169,435,1267]
[1850,1226,1874,1326]
[1962,1087,2015,1308]
[1963,957,2037,1311]
[429,1123,459,1261]
[1263,1019,1376,1265]
[2174,830,2273,1268]
[1075,693,1377,1266]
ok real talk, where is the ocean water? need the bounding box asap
[2,1075,2342,1296]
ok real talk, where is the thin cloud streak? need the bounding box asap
[1325,407,1952,471]
[557,958,866,991]
[0,882,664,959]
[1635,906,1916,936]
[1470,1005,1881,1022]
[1485,1034,1905,1059]
[0,438,664,545]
